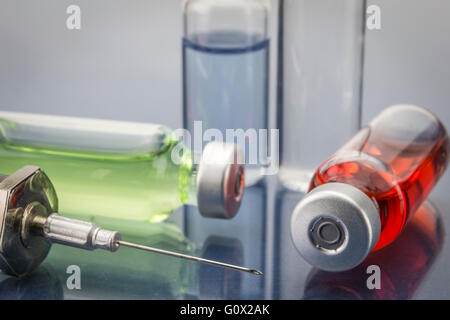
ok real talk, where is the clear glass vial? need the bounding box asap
[183,0,270,186]
[291,105,449,271]
[0,111,245,223]
[278,0,366,191]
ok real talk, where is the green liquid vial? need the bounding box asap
[0,111,245,222]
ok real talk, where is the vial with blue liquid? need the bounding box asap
[183,0,270,186]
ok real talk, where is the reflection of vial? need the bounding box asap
[278,0,366,191]
[291,105,449,271]
[199,236,243,299]
[0,266,63,300]
[0,111,244,223]
[183,0,269,186]
[47,221,196,299]
[184,181,266,298]
[303,202,444,300]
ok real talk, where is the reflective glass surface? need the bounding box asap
[0,174,449,300]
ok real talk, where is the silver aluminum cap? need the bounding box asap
[290,183,381,272]
[197,142,245,219]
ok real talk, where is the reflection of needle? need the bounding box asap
[117,240,263,275]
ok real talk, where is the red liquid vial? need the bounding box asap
[303,202,444,300]
[291,105,449,272]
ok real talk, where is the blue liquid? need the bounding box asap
[183,32,269,184]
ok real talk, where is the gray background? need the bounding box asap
[0,0,449,299]
[1,0,448,128]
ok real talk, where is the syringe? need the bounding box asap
[0,166,261,277]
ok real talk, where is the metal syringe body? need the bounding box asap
[0,166,260,277]
[42,213,121,252]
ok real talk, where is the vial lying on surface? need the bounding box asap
[0,166,261,277]
[291,105,449,272]
[0,111,245,222]
[303,202,443,300]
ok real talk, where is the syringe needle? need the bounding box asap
[37,211,261,275]
[117,240,262,275]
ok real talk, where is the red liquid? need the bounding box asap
[310,106,449,251]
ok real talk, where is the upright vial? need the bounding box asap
[0,111,245,223]
[291,105,449,271]
[278,0,366,190]
[183,0,269,186]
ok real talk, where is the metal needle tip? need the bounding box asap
[250,269,263,275]
[117,240,262,276]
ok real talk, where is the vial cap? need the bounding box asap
[290,183,381,272]
[197,142,245,219]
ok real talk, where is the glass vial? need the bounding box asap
[278,0,366,191]
[0,111,244,223]
[183,0,270,186]
[291,105,449,271]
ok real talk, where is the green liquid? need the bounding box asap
[0,133,194,223]
[0,112,198,222]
